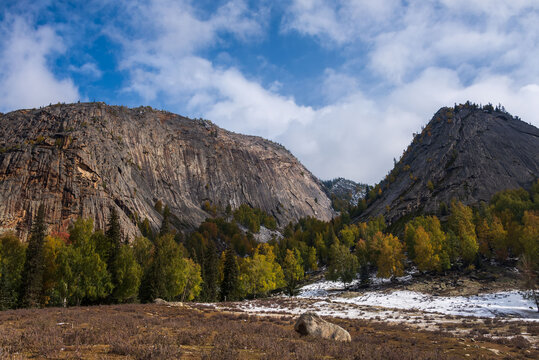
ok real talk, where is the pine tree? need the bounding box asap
[221,248,239,301]
[19,204,47,308]
[139,218,154,240]
[201,241,219,302]
[159,205,172,236]
[326,239,358,287]
[106,207,122,300]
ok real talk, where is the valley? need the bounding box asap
[0,299,536,359]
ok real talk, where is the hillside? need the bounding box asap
[0,103,333,240]
[360,103,539,225]
[322,178,367,212]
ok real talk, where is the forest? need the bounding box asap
[0,180,538,310]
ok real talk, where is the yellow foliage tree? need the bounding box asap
[371,232,405,279]
[448,200,478,264]
[42,235,66,305]
[413,226,440,272]
[339,224,359,248]
[239,244,284,297]
[520,211,539,264]
[405,216,449,271]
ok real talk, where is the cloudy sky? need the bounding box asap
[1,0,538,184]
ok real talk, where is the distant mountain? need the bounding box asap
[360,103,539,225]
[322,178,368,212]
[0,103,334,240]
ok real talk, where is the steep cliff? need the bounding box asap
[0,103,333,240]
[360,104,539,224]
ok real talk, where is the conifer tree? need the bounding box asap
[159,205,172,236]
[139,218,153,240]
[201,241,219,302]
[106,207,122,300]
[221,248,240,301]
[19,204,47,308]
[326,239,358,287]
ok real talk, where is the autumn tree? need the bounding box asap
[42,234,66,306]
[139,234,201,302]
[239,244,284,297]
[370,232,405,279]
[0,233,25,309]
[56,218,113,306]
[306,246,318,271]
[283,249,304,295]
[520,211,539,263]
[178,258,202,302]
[19,204,47,308]
[412,227,438,272]
[132,236,153,272]
[112,245,142,303]
[339,224,359,248]
[405,216,449,272]
[447,200,478,265]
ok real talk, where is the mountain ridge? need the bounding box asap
[359,103,539,225]
[0,103,334,240]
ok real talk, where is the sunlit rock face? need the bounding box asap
[0,103,333,240]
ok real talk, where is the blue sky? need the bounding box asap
[1,0,538,184]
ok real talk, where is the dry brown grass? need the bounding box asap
[0,303,536,359]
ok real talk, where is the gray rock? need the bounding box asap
[294,312,351,342]
[360,105,539,224]
[0,103,334,240]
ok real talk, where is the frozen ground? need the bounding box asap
[214,279,538,324]
[298,280,538,320]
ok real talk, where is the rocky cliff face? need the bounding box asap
[360,104,539,224]
[0,103,333,240]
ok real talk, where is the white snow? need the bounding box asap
[331,290,538,319]
[296,279,539,321]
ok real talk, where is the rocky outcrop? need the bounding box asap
[0,103,333,240]
[294,312,351,342]
[360,104,539,225]
[322,177,367,208]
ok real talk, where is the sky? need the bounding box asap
[1,0,538,184]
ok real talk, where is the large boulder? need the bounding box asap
[294,312,351,342]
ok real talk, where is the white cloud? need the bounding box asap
[281,0,401,45]
[283,1,539,84]
[68,62,103,78]
[0,15,79,112]
[116,0,539,183]
[277,68,539,183]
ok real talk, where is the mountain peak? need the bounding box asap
[360,102,539,225]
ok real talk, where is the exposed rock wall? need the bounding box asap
[360,106,539,224]
[0,103,333,240]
